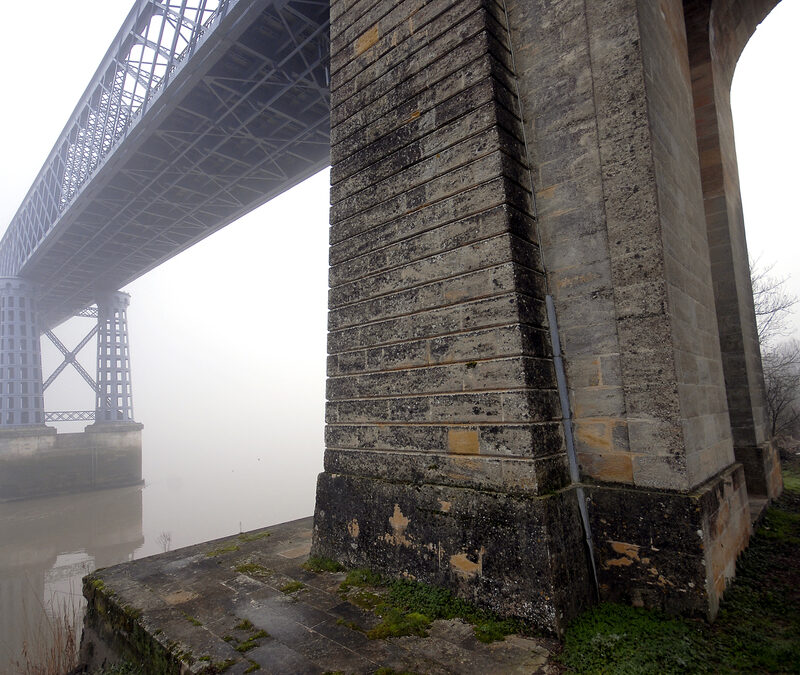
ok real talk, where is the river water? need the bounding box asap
[0,434,322,671]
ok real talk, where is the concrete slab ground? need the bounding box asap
[81,517,560,674]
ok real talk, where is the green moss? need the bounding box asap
[303,556,345,573]
[234,618,254,631]
[206,659,236,673]
[234,641,258,653]
[238,531,271,543]
[244,661,261,674]
[198,656,211,662]
[350,590,382,610]
[122,604,142,620]
[336,617,364,633]
[222,634,235,643]
[205,541,240,557]
[760,507,800,545]
[183,612,202,627]
[378,578,524,643]
[234,562,272,577]
[91,663,143,674]
[339,568,382,592]
[368,609,430,639]
[279,581,306,594]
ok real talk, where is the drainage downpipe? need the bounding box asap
[498,0,599,599]
[546,295,600,600]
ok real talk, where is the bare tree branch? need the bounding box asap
[750,257,798,346]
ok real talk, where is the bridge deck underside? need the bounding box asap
[22,0,330,329]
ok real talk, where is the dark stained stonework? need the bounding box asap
[313,474,593,632]
[586,463,751,618]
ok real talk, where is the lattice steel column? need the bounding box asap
[0,278,44,426]
[95,291,134,423]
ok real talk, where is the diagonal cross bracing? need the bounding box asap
[0,0,330,330]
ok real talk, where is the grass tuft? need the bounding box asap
[238,531,270,543]
[303,556,345,573]
[205,542,240,558]
[234,562,272,577]
[279,581,306,594]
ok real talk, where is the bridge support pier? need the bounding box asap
[0,278,45,427]
[94,291,134,424]
[313,0,776,631]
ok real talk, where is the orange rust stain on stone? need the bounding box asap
[383,504,412,547]
[606,556,634,567]
[610,541,640,560]
[448,428,479,455]
[347,518,360,538]
[449,547,485,578]
[354,25,379,57]
[605,541,641,568]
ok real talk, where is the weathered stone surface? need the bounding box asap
[81,518,561,674]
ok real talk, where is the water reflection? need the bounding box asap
[0,485,143,670]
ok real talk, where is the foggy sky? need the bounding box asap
[0,1,798,544]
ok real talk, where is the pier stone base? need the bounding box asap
[0,423,142,501]
[313,474,593,631]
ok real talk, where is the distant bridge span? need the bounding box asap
[0,0,329,330]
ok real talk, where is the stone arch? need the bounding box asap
[683,0,783,498]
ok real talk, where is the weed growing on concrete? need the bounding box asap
[336,617,364,632]
[379,579,525,643]
[244,660,261,673]
[338,568,382,592]
[205,542,240,557]
[234,619,254,631]
[350,589,382,610]
[234,562,272,577]
[368,609,430,639]
[336,568,523,642]
[303,555,345,573]
[238,531,271,543]
[203,658,236,673]
[279,581,306,594]
[91,663,143,674]
[183,613,202,626]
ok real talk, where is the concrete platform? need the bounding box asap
[81,517,560,674]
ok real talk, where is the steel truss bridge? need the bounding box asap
[0,0,330,331]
